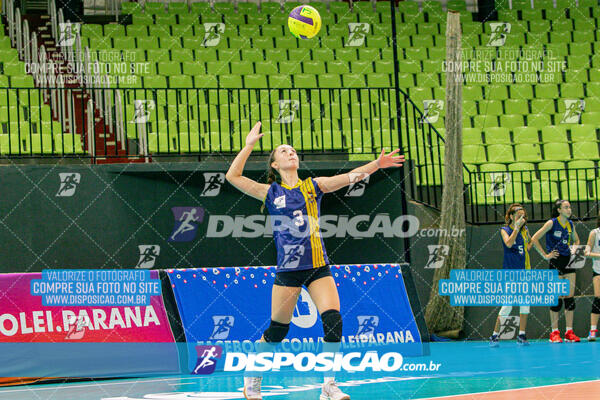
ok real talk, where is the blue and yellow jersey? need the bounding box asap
[501,225,531,269]
[264,178,329,271]
[545,217,574,256]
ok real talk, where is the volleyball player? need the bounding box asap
[531,200,580,343]
[226,122,404,400]
[489,204,532,347]
[583,215,600,341]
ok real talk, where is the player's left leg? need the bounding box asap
[563,272,580,342]
[517,306,530,345]
[307,274,350,400]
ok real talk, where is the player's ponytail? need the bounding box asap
[261,149,279,213]
[266,149,278,184]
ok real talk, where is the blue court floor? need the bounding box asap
[0,341,598,400]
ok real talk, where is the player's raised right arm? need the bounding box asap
[225,121,270,201]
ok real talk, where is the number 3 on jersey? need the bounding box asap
[293,210,304,226]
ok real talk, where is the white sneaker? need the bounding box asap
[320,379,350,400]
[243,376,262,400]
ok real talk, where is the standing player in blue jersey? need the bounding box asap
[489,204,533,347]
[583,215,600,341]
[226,122,404,400]
[531,199,580,343]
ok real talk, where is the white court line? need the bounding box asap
[416,378,600,400]
[0,375,208,393]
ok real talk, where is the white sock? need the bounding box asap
[566,326,572,331]
[493,331,499,336]
[519,331,525,335]
[324,377,335,384]
[591,325,597,331]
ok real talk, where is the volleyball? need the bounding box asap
[288,5,322,39]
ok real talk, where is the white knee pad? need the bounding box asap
[499,306,512,316]
[519,306,530,315]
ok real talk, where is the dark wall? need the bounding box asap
[0,161,407,272]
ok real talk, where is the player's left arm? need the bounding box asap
[314,149,405,193]
[571,225,580,253]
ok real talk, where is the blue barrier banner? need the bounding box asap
[167,264,424,373]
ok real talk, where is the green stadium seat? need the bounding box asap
[485,127,511,144]
[565,160,595,180]
[563,69,587,83]
[487,144,515,162]
[572,141,600,160]
[545,44,568,58]
[508,162,536,182]
[561,180,592,201]
[528,113,552,127]
[335,49,356,62]
[463,128,483,145]
[530,98,555,114]
[367,35,389,48]
[169,75,193,88]
[582,112,600,124]
[567,55,590,70]
[328,60,349,74]
[279,60,302,75]
[479,100,503,115]
[514,143,542,162]
[536,84,559,98]
[462,86,482,101]
[572,31,595,43]
[570,125,597,142]
[561,82,585,98]
[463,145,486,164]
[504,99,529,115]
[549,32,571,44]
[544,142,571,160]
[479,164,508,176]
[350,60,373,74]
[540,126,568,143]
[531,180,559,202]
[500,114,525,128]
[398,60,421,74]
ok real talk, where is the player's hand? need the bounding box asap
[377,149,405,169]
[515,215,525,229]
[544,250,559,260]
[245,121,263,147]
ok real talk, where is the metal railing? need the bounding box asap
[465,167,600,224]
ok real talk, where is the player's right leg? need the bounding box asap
[588,273,600,341]
[244,278,301,400]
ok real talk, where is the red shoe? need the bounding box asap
[564,329,581,343]
[549,330,563,343]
